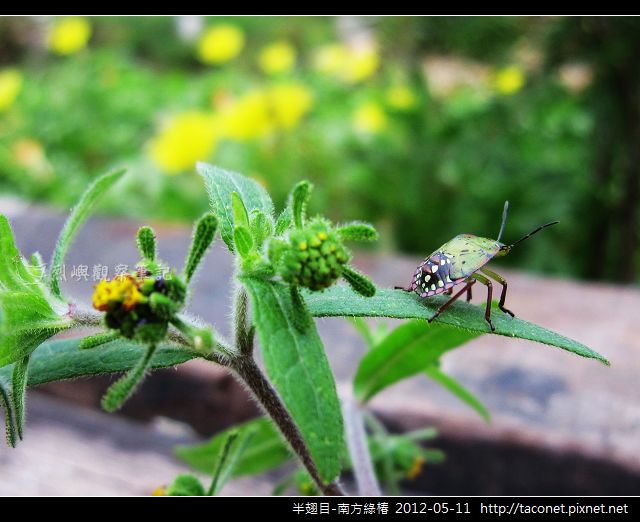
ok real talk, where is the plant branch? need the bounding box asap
[343,395,381,495]
[231,356,344,496]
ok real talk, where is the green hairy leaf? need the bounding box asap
[208,429,255,495]
[184,213,218,283]
[136,226,157,261]
[290,180,313,229]
[233,226,254,259]
[101,344,157,412]
[241,277,344,483]
[305,286,609,365]
[198,163,274,252]
[177,417,291,476]
[0,337,197,445]
[355,320,479,402]
[11,356,29,439]
[341,265,376,297]
[275,209,292,235]
[337,222,379,243]
[166,474,206,496]
[424,365,490,422]
[250,210,273,249]
[231,191,250,229]
[49,169,126,299]
[0,216,71,369]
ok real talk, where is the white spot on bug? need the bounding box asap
[446,276,452,282]
[425,275,431,282]
[446,258,451,264]
[432,265,439,273]
[431,284,436,290]
[440,259,446,265]
[438,280,444,287]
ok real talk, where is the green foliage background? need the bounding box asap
[1,16,638,282]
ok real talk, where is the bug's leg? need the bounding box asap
[479,267,515,317]
[466,285,472,302]
[428,280,475,324]
[394,285,412,292]
[471,273,495,332]
[444,288,453,296]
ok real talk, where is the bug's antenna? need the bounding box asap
[510,221,559,248]
[497,201,509,242]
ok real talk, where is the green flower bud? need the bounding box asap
[278,218,351,291]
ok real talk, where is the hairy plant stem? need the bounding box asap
[231,355,344,496]
[343,396,381,495]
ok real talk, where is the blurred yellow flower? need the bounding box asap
[219,91,273,140]
[197,24,245,65]
[494,65,525,95]
[12,138,53,180]
[269,83,313,130]
[313,44,349,76]
[345,46,379,83]
[313,43,379,83]
[48,17,91,55]
[353,102,387,134]
[218,83,313,140]
[258,41,296,75]
[386,85,418,110]
[0,69,23,111]
[149,112,217,174]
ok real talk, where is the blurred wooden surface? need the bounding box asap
[0,393,271,496]
[1,196,639,494]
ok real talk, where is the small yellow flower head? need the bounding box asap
[313,43,379,84]
[197,24,245,65]
[353,102,387,134]
[48,17,92,56]
[386,85,418,111]
[313,44,348,76]
[345,45,380,84]
[219,90,273,140]
[258,41,296,75]
[151,486,166,496]
[92,275,144,312]
[219,84,313,140]
[0,69,23,112]
[149,111,217,174]
[494,65,525,96]
[268,83,313,130]
[406,455,425,480]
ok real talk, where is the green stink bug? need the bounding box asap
[396,202,558,331]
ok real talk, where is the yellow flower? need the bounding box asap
[313,44,349,76]
[48,17,91,56]
[197,24,245,65]
[258,41,296,75]
[92,276,145,312]
[406,455,425,480]
[268,83,313,130]
[386,85,418,111]
[218,83,313,140]
[219,91,273,140]
[345,45,379,83]
[313,43,379,83]
[11,139,52,180]
[353,102,387,134]
[494,65,525,95]
[151,486,166,496]
[149,111,217,174]
[0,69,23,111]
